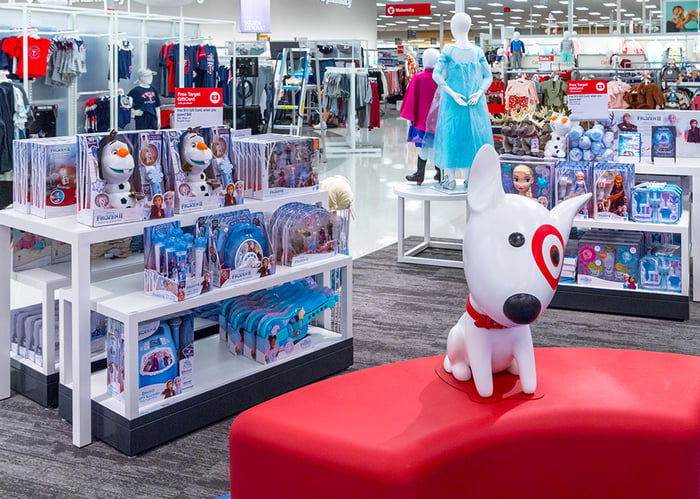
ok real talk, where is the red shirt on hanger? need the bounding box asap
[2,36,51,79]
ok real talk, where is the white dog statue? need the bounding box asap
[444,145,591,397]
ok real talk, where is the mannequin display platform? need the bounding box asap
[401,48,440,185]
[510,31,525,70]
[229,348,700,499]
[432,13,493,190]
[128,68,161,130]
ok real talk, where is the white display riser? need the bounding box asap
[57,255,352,455]
[0,189,331,448]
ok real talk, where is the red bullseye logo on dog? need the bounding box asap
[531,224,564,290]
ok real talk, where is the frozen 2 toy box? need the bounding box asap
[231,134,319,200]
[500,160,554,209]
[630,182,682,224]
[144,221,213,302]
[576,229,643,290]
[553,161,594,218]
[194,209,274,288]
[77,130,174,227]
[593,162,635,221]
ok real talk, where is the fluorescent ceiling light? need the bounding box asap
[551,10,563,13]
[558,1,567,4]
[376,2,385,5]
[477,20,489,24]
[395,20,408,24]
[623,13,634,16]
[438,1,453,4]
[418,24,430,27]
[492,12,504,15]
[513,0,528,3]
[467,6,482,11]
[511,16,522,19]
[531,13,541,17]
[487,2,503,6]
[589,12,600,15]
[600,16,610,19]
[576,6,589,10]
[511,8,524,12]
[602,2,616,6]
[533,5,548,8]
[578,18,588,22]
[473,14,486,18]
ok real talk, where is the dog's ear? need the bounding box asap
[551,192,592,238]
[468,144,504,212]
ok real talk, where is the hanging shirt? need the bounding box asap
[128,85,161,117]
[607,80,631,109]
[168,44,198,88]
[196,45,219,88]
[540,78,567,110]
[505,78,538,114]
[117,40,133,80]
[2,36,52,79]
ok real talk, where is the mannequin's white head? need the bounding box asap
[136,68,155,87]
[572,30,578,37]
[513,31,521,41]
[563,30,571,40]
[496,48,505,56]
[406,46,416,57]
[450,13,472,40]
[422,48,440,69]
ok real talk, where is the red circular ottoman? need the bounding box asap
[229,348,700,499]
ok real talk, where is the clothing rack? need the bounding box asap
[323,67,380,158]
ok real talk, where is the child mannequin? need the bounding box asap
[128,68,161,130]
[510,32,525,70]
[401,48,440,185]
[561,31,574,64]
[432,13,494,190]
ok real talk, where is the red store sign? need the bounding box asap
[385,3,431,16]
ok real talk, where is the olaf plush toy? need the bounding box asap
[98,130,138,208]
[444,145,591,397]
[544,112,573,159]
[179,128,216,196]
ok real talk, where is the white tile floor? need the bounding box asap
[317,110,468,258]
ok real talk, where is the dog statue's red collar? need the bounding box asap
[466,295,507,330]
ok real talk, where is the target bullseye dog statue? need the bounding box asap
[444,145,591,397]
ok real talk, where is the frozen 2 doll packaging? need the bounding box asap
[500,160,554,209]
[77,130,172,226]
[162,127,222,214]
[29,137,78,218]
[431,13,494,191]
[231,134,319,199]
[143,221,214,302]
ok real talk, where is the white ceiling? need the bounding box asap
[375,0,660,33]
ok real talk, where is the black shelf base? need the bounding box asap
[11,358,59,408]
[551,286,689,321]
[59,338,353,456]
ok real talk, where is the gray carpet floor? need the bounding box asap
[0,240,699,498]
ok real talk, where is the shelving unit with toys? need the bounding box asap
[0,189,353,455]
[550,160,694,321]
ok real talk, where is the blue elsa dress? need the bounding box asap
[432,44,494,171]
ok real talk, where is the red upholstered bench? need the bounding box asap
[229,348,700,499]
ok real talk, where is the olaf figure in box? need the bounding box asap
[99,130,139,208]
[179,127,217,196]
[444,144,590,397]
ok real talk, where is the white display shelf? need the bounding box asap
[573,211,689,234]
[13,253,144,290]
[0,190,327,246]
[77,328,343,420]
[0,188,333,448]
[559,282,684,297]
[57,254,351,324]
[11,280,42,309]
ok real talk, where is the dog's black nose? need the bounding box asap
[503,294,542,324]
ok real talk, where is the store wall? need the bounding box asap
[146,0,377,48]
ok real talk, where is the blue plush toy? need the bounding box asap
[579,136,592,150]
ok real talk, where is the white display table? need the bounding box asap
[393,182,468,269]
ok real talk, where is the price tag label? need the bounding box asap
[566,80,608,121]
[538,55,554,71]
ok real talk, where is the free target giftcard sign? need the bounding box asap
[567,80,608,121]
[174,88,223,128]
